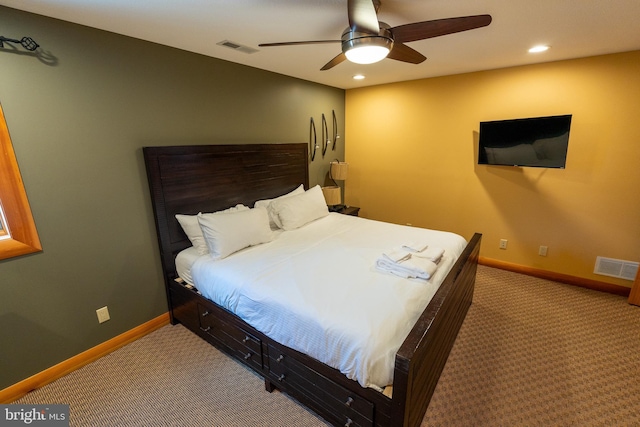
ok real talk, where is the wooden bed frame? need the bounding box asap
[143,143,481,427]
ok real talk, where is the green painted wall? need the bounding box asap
[0,6,345,389]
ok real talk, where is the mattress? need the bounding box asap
[186,213,468,390]
[175,246,201,286]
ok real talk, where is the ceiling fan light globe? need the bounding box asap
[341,29,393,65]
[345,45,389,64]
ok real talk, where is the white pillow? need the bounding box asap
[254,184,305,229]
[270,185,329,231]
[176,204,249,255]
[197,207,273,260]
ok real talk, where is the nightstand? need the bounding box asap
[337,206,360,217]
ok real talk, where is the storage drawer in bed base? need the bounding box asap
[170,281,391,427]
[266,342,375,427]
[197,303,264,372]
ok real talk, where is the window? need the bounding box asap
[0,201,10,240]
[0,103,42,260]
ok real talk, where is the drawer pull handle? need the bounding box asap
[201,310,210,317]
[242,335,250,343]
[276,355,284,363]
[344,419,353,427]
[345,397,354,407]
[278,374,285,382]
[200,326,211,332]
[244,352,252,360]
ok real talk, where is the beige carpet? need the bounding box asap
[15,266,640,426]
[424,266,639,426]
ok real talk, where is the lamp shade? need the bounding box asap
[330,161,348,181]
[321,186,342,206]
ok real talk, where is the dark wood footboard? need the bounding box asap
[392,233,481,427]
[165,233,481,427]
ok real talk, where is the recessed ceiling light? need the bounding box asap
[353,74,365,80]
[529,45,550,53]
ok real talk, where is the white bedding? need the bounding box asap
[188,213,467,390]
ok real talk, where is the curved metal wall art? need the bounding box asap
[321,113,329,157]
[332,110,340,151]
[309,117,317,161]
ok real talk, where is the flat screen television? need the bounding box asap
[478,114,572,168]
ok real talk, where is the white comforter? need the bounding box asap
[190,213,467,390]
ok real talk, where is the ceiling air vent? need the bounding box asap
[217,40,258,54]
[594,256,639,280]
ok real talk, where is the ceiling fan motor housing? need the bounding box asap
[341,24,393,63]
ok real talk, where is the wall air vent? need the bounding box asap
[216,40,258,54]
[594,256,639,280]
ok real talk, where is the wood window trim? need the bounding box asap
[0,103,42,260]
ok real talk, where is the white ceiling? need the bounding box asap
[2,0,640,89]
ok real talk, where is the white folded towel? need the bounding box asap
[412,246,445,263]
[382,249,412,263]
[375,254,438,280]
[401,241,429,253]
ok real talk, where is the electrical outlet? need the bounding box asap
[499,239,508,250]
[96,306,110,324]
[539,245,548,256]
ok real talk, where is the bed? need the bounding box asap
[143,143,482,427]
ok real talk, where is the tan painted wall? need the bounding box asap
[345,51,640,287]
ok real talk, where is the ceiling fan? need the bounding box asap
[259,0,492,71]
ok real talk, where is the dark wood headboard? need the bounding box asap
[143,143,309,282]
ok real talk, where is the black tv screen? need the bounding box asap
[478,115,572,168]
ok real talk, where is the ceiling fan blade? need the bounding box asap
[391,15,492,43]
[387,42,426,64]
[320,52,347,71]
[348,0,379,34]
[259,40,340,47]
